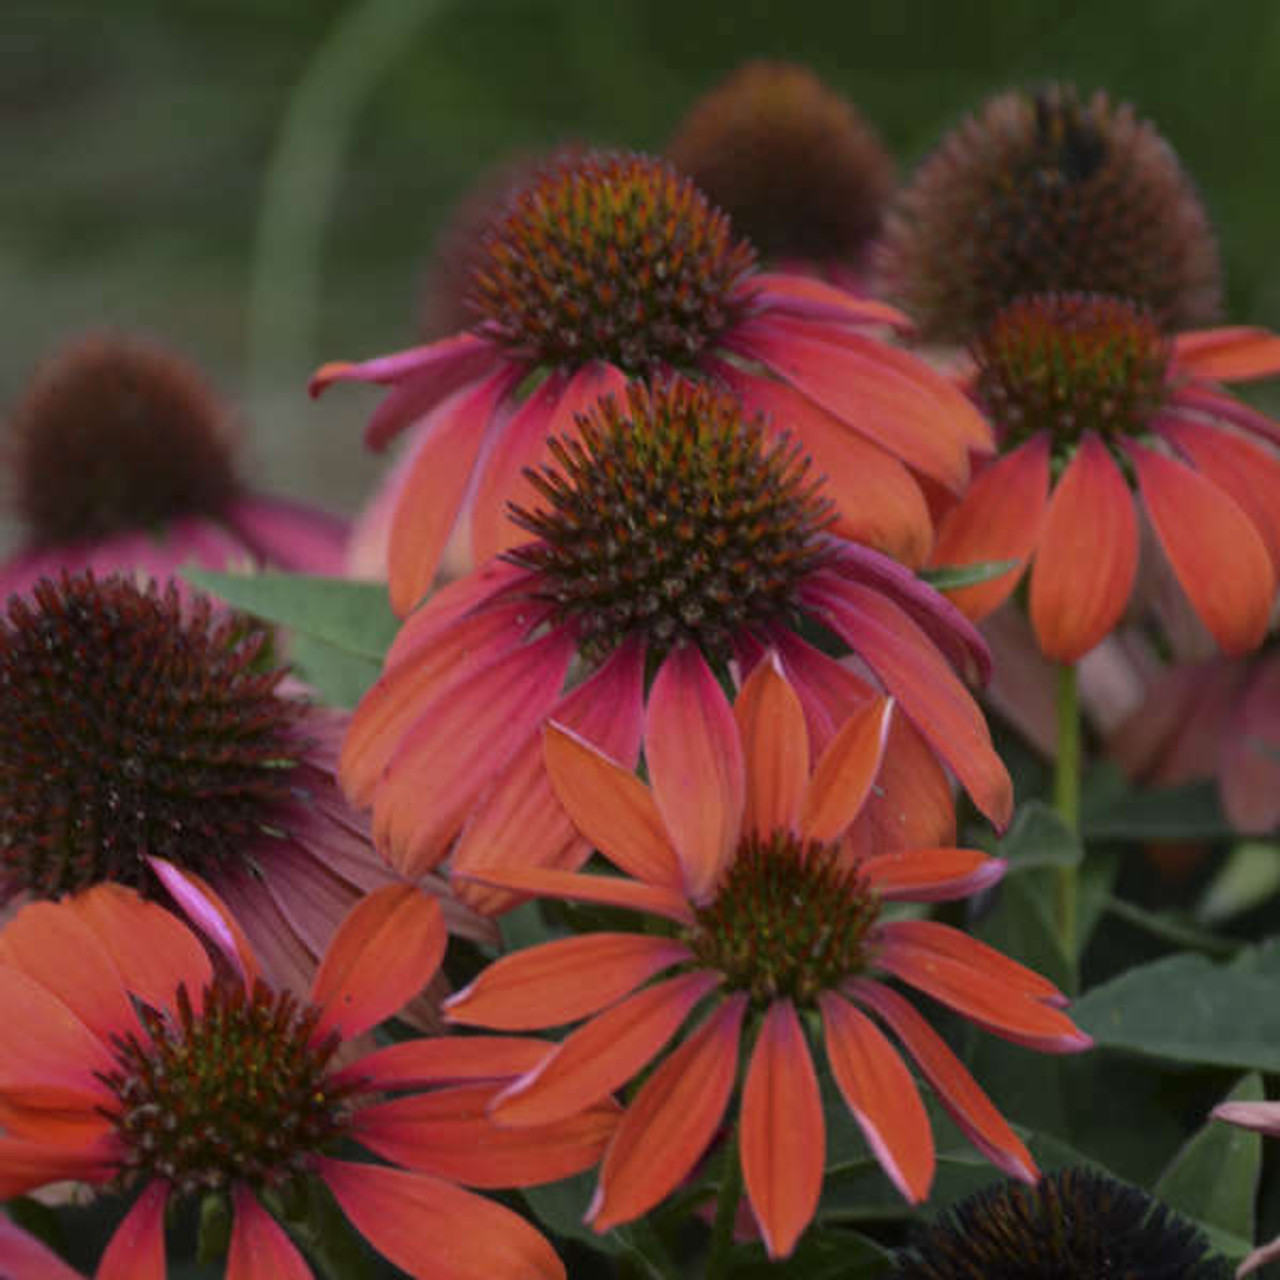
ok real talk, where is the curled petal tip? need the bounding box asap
[308,361,353,398]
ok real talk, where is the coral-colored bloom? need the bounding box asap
[312,149,991,601]
[0,883,612,1279]
[1213,1101,1280,1276]
[445,656,1088,1259]
[342,379,1010,908]
[2,335,346,597]
[0,572,491,992]
[933,295,1280,661]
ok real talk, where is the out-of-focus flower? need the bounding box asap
[888,1165,1230,1278]
[878,83,1221,345]
[342,379,1010,908]
[0,572,491,988]
[1,335,347,595]
[445,655,1088,1258]
[0,882,613,1279]
[931,293,1280,661]
[1213,1101,1280,1276]
[0,1219,82,1280]
[666,60,893,288]
[312,148,992,611]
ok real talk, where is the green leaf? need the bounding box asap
[285,632,382,708]
[1101,895,1243,959]
[1082,779,1234,841]
[1154,1072,1262,1261]
[728,1228,892,1277]
[522,1171,624,1256]
[977,870,1075,994]
[919,559,1019,590]
[997,801,1083,870]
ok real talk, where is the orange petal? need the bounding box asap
[646,645,745,902]
[451,865,695,926]
[312,887,446,1040]
[1173,326,1280,383]
[740,1000,825,1259]
[319,1158,565,1280]
[1128,441,1275,655]
[931,433,1050,621]
[492,970,720,1126]
[852,978,1036,1182]
[354,1085,619,1187]
[767,629,877,756]
[335,1036,553,1091]
[443,933,693,1031]
[227,1187,311,1280]
[800,696,893,843]
[542,721,683,889]
[97,1181,167,1280]
[388,369,518,615]
[0,1218,83,1280]
[851,712,957,854]
[734,652,811,839]
[0,1133,118,1197]
[588,995,746,1232]
[860,847,1006,901]
[819,991,933,1202]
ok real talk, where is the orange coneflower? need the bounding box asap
[0,881,614,1279]
[445,655,1088,1260]
[341,378,1011,909]
[931,293,1280,662]
[311,148,991,603]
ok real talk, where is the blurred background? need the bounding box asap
[5,0,1280,520]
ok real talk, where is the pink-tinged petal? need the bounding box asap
[1161,416,1280,571]
[819,991,933,1203]
[740,1000,824,1259]
[807,582,1012,829]
[224,495,348,575]
[1221,657,1280,833]
[1173,326,1280,383]
[492,970,720,1126]
[710,360,933,567]
[355,1085,619,1186]
[312,886,446,1040]
[851,979,1037,1183]
[1213,1100,1280,1137]
[453,865,695,925]
[749,272,911,330]
[1167,382,1280,449]
[149,858,259,986]
[208,867,318,1000]
[334,1036,554,1092]
[800,696,893,843]
[318,1158,565,1280]
[860,848,1006,901]
[470,361,629,564]
[763,629,877,756]
[388,370,520,615]
[97,1181,167,1280]
[0,1133,118,1197]
[931,434,1050,621]
[444,933,693,1031]
[734,651,811,839]
[1128,441,1275,655]
[875,922,1090,1052]
[852,712,957,854]
[226,1186,311,1280]
[374,630,577,878]
[588,995,747,1232]
[646,645,745,902]
[1029,432,1138,661]
[254,838,360,961]
[1239,1234,1280,1278]
[0,1219,83,1280]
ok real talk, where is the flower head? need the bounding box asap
[444,656,1088,1258]
[889,1165,1230,1278]
[667,61,894,282]
[932,294,1280,661]
[879,84,1222,344]
[312,148,990,604]
[0,883,613,1278]
[2,336,346,595]
[341,379,1011,905]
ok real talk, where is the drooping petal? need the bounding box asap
[646,645,745,902]
[1212,1100,1280,1137]
[226,1187,311,1280]
[851,979,1036,1182]
[1167,382,1280,449]
[740,1000,825,1259]
[1128,440,1275,655]
[443,934,693,1031]
[1172,326,1280,383]
[800,696,893,843]
[149,859,259,986]
[97,1181,168,1280]
[860,848,1007,902]
[334,1036,553,1092]
[453,865,695,925]
[318,1158,565,1280]
[588,995,747,1233]
[930,433,1050,621]
[734,652,811,839]
[491,971,721,1126]
[0,1219,83,1280]
[312,886,446,1041]
[819,991,933,1203]
[1029,432,1138,661]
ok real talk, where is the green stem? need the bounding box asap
[705,1132,742,1280]
[1053,662,1080,957]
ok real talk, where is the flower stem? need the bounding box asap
[1053,661,1080,958]
[704,1132,743,1280]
